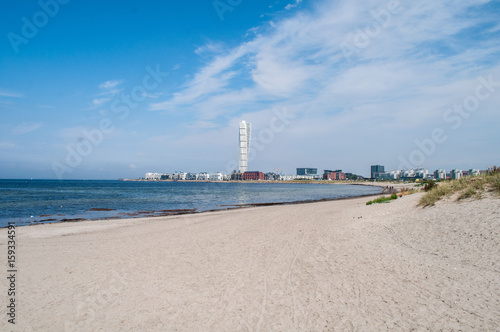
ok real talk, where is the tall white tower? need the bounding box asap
[238,120,251,173]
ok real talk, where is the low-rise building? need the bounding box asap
[243,171,267,180]
[172,172,187,180]
[400,168,430,180]
[185,173,198,180]
[377,172,393,180]
[324,170,346,180]
[266,172,279,181]
[145,172,163,180]
[208,173,224,181]
[390,170,401,179]
[413,167,429,179]
[297,168,317,176]
[279,174,295,181]
[295,174,322,180]
[469,169,480,176]
[230,171,242,181]
[197,172,209,181]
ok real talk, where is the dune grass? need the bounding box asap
[366,193,398,205]
[398,187,419,197]
[419,167,500,207]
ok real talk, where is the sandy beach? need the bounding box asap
[2,191,500,331]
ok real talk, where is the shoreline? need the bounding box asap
[9,185,391,228]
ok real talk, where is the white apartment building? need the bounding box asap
[144,172,162,180]
[177,172,187,180]
[434,169,447,180]
[469,169,480,176]
[451,169,463,179]
[208,172,224,181]
[197,172,209,181]
[185,173,198,180]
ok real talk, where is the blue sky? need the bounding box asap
[1,0,500,179]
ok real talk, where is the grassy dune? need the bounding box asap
[366,194,398,205]
[419,167,500,207]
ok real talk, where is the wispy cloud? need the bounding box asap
[150,0,500,117]
[0,142,16,149]
[97,79,124,98]
[150,44,250,112]
[285,0,303,10]
[92,97,111,107]
[99,80,124,90]
[83,79,124,110]
[142,92,163,99]
[12,122,43,135]
[0,89,23,98]
[84,76,164,112]
[146,0,500,172]
[486,22,500,34]
[186,120,220,129]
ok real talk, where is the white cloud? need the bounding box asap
[82,79,124,110]
[12,122,43,135]
[194,40,225,56]
[0,89,23,98]
[92,97,111,107]
[251,53,317,96]
[99,80,124,90]
[150,44,249,112]
[146,0,500,173]
[486,23,500,33]
[285,0,302,10]
[186,121,219,129]
[56,126,88,141]
[142,92,163,99]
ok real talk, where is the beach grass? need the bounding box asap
[366,193,398,205]
[419,167,500,207]
[398,187,419,197]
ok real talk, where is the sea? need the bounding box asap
[0,179,382,228]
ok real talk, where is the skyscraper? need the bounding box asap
[239,121,251,173]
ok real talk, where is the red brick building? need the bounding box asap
[324,170,346,180]
[242,171,267,180]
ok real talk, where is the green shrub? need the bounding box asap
[366,194,398,205]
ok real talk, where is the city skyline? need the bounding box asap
[1,1,499,180]
[141,163,491,182]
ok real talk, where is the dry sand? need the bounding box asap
[1,191,499,331]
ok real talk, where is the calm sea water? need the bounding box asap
[0,180,381,227]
